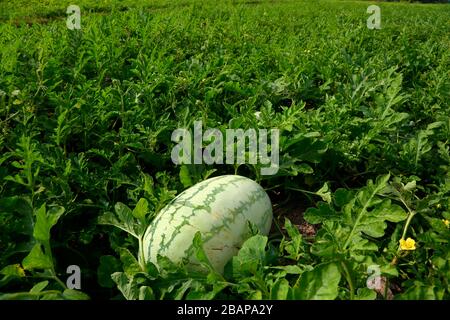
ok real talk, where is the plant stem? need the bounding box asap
[138,236,146,271]
[341,261,355,300]
[399,197,416,240]
[286,187,316,195]
[43,241,67,290]
[401,211,416,240]
[391,197,416,264]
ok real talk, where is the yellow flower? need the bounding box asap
[399,237,416,251]
[442,219,450,228]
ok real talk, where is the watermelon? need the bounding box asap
[143,175,272,273]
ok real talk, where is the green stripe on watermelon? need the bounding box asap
[143,175,273,273]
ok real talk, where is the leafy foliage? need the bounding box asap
[0,0,449,300]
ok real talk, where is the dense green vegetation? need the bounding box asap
[0,0,449,300]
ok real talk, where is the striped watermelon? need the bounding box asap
[143,175,272,274]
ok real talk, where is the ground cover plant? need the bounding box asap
[0,0,449,300]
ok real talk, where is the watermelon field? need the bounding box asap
[0,0,449,301]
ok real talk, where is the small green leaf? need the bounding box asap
[334,188,354,207]
[283,218,303,260]
[33,204,64,242]
[30,281,49,294]
[0,264,26,288]
[0,292,40,300]
[304,202,339,224]
[111,272,139,300]
[316,182,332,204]
[119,248,141,276]
[0,264,26,278]
[132,198,149,221]
[349,235,378,251]
[139,286,155,300]
[190,232,215,273]
[380,264,398,277]
[174,279,194,300]
[284,218,301,240]
[355,288,377,300]
[156,255,179,271]
[292,263,341,300]
[248,290,263,300]
[22,244,53,270]
[271,265,303,274]
[99,202,146,238]
[144,261,160,278]
[0,196,33,217]
[62,289,90,300]
[404,180,416,192]
[33,205,49,242]
[396,282,444,300]
[179,165,193,188]
[227,235,268,277]
[271,279,290,300]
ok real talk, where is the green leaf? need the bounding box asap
[334,188,354,207]
[113,202,137,235]
[292,262,341,300]
[156,254,179,272]
[62,289,90,300]
[111,272,139,300]
[33,204,65,242]
[119,248,141,276]
[40,293,64,300]
[132,198,149,221]
[404,180,416,192]
[190,232,217,275]
[99,202,146,238]
[174,279,195,300]
[356,200,407,238]
[97,255,121,288]
[309,174,407,254]
[284,218,301,240]
[139,286,155,300]
[355,288,377,300]
[304,202,340,224]
[179,165,193,188]
[0,153,12,166]
[270,279,290,300]
[349,235,378,251]
[30,281,49,293]
[396,282,444,300]
[283,218,303,260]
[0,264,26,288]
[283,133,327,163]
[380,264,399,277]
[22,244,53,270]
[0,197,33,226]
[98,211,130,234]
[270,265,303,275]
[294,163,314,174]
[310,222,347,257]
[316,183,332,204]
[247,290,263,300]
[0,292,40,300]
[227,235,268,277]
[426,217,450,234]
[186,282,228,300]
[0,264,26,278]
[144,261,160,278]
